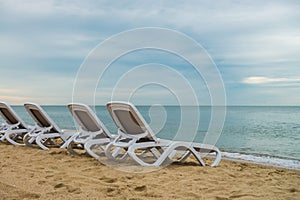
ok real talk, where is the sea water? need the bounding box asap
[2,105,300,169]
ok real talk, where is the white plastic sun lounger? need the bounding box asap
[0,101,32,145]
[23,102,76,150]
[106,101,222,167]
[66,103,115,158]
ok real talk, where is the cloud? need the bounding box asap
[242,76,300,86]
[0,0,299,105]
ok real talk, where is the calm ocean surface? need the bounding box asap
[2,105,300,169]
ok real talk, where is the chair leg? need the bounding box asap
[23,134,36,147]
[35,133,60,150]
[178,151,191,162]
[84,138,111,158]
[35,135,50,150]
[5,132,25,146]
[60,133,79,149]
[150,148,161,159]
[67,140,85,156]
[128,142,207,167]
[112,147,124,158]
[85,141,101,158]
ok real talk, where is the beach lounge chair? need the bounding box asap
[23,102,76,150]
[66,103,115,158]
[0,101,32,145]
[105,101,222,167]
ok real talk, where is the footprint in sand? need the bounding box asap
[54,183,81,193]
[289,188,297,193]
[134,185,147,192]
[54,183,66,189]
[106,187,120,196]
[37,180,46,185]
[67,186,82,194]
[99,176,117,184]
[22,193,41,199]
[45,174,54,179]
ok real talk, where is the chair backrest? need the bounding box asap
[24,102,61,133]
[0,101,27,129]
[106,101,157,141]
[68,103,112,138]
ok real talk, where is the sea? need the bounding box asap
[2,105,300,170]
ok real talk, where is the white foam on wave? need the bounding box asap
[222,152,300,170]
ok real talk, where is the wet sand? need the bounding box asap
[0,143,299,200]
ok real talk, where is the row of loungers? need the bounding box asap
[0,101,221,167]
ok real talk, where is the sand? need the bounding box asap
[0,143,299,200]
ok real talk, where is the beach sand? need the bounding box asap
[0,143,299,200]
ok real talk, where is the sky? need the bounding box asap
[0,0,299,105]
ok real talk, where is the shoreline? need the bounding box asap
[222,157,300,172]
[0,143,299,199]
[221,151,300,171]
